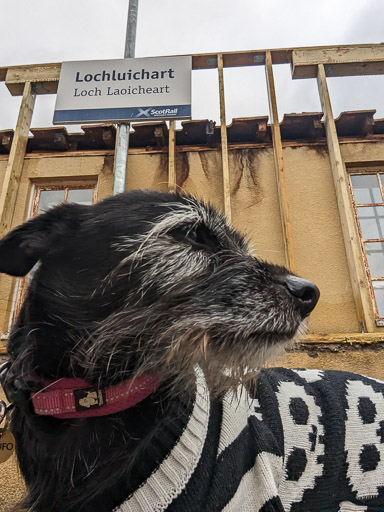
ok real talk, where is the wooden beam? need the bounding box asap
[5,63,61,95]
[317,64,375,332]
[292,44,384,78]
[2,332,384,355]
[303,333,384,345]
[0,82,36,238]
[217,54,232,222]
[265,51,297,273]
[1,44,383,96]
[192,43,384,70]
[168,120,177,192]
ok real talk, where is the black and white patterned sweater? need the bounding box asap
[116,368,384,512]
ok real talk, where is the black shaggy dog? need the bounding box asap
[1,190,383,512]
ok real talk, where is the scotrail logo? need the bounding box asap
[137,107,178,118]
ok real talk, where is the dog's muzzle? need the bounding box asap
[281,275,320,318]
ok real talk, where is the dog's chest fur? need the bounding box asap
[110,367,384,512]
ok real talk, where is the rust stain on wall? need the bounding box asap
[155,153,169,185]
[177,153,190,188]
[309,144,329,157]
[102,155,114,176]
[231,149,262,201]
[287,143,329,157]
[198,152,211,180]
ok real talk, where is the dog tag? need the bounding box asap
[0,429,15,464]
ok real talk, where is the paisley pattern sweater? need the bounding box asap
[115,368,384,512]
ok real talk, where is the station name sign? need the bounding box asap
[53,56,192,124]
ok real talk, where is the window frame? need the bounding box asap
[349,170,384,326]
[33,183,97,216]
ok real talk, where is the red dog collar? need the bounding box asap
[31,375,161,419]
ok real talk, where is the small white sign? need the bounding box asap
[53,56,192,124]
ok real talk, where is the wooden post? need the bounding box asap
[317,63,374,332]
[0,81,35,238]
[168,120,177,193]
[265,51,297,273]
[217,54,232,222]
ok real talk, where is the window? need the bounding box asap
[350,172,384,325]
[34,186,95,214]
[10,184,96,324]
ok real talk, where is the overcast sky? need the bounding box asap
[1,0,384,132]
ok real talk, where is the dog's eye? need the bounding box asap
[170,225,219,251]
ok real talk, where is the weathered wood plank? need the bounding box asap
[303,332,384,344]
[5,63,61,95]
[177,120,217,146]
[29,127,69,151]
[280,113,323,140]
[292,44,384,78]
[0,82,36,238]
[217,54,232,222]
[168,120,177,192]
[265,51,297,273]
[1,44,383,96]
[317,64,375,332]
[227,117,269,143]
[335,110,375,137]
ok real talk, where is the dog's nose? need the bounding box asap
[283,276,320,318]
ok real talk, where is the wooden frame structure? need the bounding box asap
[316,64,375,332]
[265,51,297,272]
[0,82,35,238]
[217,53,232,222]
[168,120,177,193]
[1,43,384,350]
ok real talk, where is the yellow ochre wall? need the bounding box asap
[1,139,384,511]
[1,141,384,336]
[123,142,384,335]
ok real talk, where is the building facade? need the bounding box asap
[1,44,384,509]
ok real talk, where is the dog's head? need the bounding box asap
[0,190,319,393]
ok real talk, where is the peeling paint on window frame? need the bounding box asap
[349,170,384,325]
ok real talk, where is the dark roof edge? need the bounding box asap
[0,110,383,154]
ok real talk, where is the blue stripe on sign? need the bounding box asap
[53,105,191,124]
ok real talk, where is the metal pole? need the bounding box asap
[113,0,139,195]
[124,0,138,58]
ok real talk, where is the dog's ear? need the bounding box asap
[0,203,85,277]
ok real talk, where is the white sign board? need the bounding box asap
[53,56,192,124]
